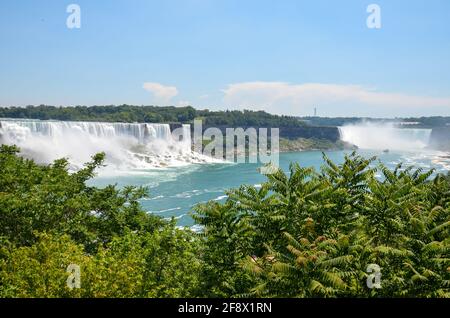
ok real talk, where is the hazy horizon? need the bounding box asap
[1,104,449,121]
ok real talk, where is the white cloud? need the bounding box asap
[143,82,178,102]
[222,82,450,115]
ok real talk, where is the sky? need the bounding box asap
[0,0,449,117]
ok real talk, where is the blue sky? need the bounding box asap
[1,0,449,117]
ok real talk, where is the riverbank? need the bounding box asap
[279,137,357,152]
[198,137,357,156]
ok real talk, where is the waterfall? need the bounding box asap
[0,120,175,142]
[338,123,432,151]
[0,119,207,171]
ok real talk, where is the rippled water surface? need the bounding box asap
[91,149,450,226]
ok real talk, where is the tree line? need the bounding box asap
[2,105,448,128]
[0,105,305,128]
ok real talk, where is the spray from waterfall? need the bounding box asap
[339,122,432,151]
[0,119,213,172]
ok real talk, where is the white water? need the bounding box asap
[0,119,213,172]
[339,123,432,151]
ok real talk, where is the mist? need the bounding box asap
[0,120,212,173]
[339,122,432,151]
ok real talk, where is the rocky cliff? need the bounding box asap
[185,124,341,142]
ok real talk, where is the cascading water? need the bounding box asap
[338,123,432,151]
[0,119,210,172]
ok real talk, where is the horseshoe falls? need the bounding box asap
[339,123,432,151]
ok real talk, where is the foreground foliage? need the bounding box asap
[0,145,201,297]
[193,153,450,297]
[0,145,449,297]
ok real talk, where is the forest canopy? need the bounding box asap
[0,105,306,128]
[1,105,449,128]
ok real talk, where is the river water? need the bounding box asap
[91,149,450,227]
